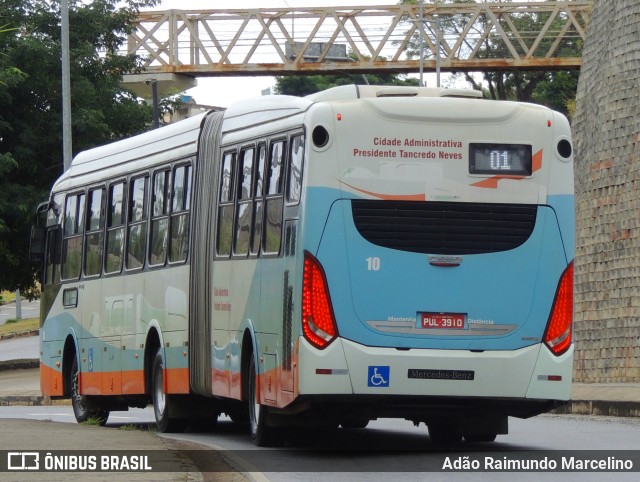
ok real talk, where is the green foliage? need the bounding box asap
[399,0,580,115]
[0,0,158,292]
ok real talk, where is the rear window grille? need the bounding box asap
[351,200,537,255]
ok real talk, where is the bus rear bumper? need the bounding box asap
[298,337,573,403]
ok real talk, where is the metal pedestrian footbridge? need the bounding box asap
[126,1,592,78]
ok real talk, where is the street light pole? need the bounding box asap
[419,0,424,86]
[61,0,72,172]
[435,17,441,87]
[149,79,160,129]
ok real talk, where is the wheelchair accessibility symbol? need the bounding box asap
[368,366,390,387]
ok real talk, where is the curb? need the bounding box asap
[0,396,70,407]
[0,329,39,341]
[555,400,640,418]
[0,359,70,407]
[0,359,39,372]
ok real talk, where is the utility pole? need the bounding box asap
[15,290,22,320]
[61,0,72,171]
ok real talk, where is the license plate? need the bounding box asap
[420,312,466,329]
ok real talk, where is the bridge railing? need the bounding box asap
[128,2,593,76]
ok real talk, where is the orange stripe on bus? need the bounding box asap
[209,350,299,409]
[122,370,146,394]
[79,371,102,395]
[40,363,64,397]
[339,180,426,201]
[165,367,189,394]
[79,368,187,395]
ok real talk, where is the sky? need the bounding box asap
[152,1,427,107]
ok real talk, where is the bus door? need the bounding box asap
[39,217,63,396]
[80,187,105,394]
[59,191,94,396]
[258,138,290,402]
[280,133,304,393]
[98,180,128,395]
[258,133,304,398]
[121,174,149,395]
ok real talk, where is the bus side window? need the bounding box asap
[45,226,62,286]
[105,182,125,274]
[216,151,235,257]
[170,163,191,263]
[234,147,254,256]
[287,134,304,204]
[84,188,105,277]
[263,140,285,255]
[251,144,267,255]
[127,175,148,270]
[149,169,169,267]
[61,192,85,281]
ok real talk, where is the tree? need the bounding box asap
[399,0,580,116]
[0,0,158,294]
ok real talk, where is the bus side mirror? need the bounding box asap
[30,226,45,263]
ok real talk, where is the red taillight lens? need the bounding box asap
[543,262,573,356]
[302,252,338,349]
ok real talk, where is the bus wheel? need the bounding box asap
[152,348,185,433]
[248,355,280,446]
[70,357,109,425]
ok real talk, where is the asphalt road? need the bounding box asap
[0,299,40,325]
[1,406,639,481]
[0,335,39,361]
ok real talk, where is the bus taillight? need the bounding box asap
[543,262,574,356]
[302,252,338,349]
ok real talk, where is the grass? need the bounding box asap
[0,290,39,335]
[119,424,141,431]
[0,290,16,305]
[0,317,39,336]
[81,417,105,426]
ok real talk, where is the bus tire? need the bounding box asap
[248,355,280,446]
[152,348,185,433]
[70,357,109,425]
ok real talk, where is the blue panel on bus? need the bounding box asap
[546,194,575,261]
[311,188,571,352]
[367,366,390,387]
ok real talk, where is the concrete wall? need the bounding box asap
[573,0,640,382]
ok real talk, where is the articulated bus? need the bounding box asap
[33,85,574,445]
